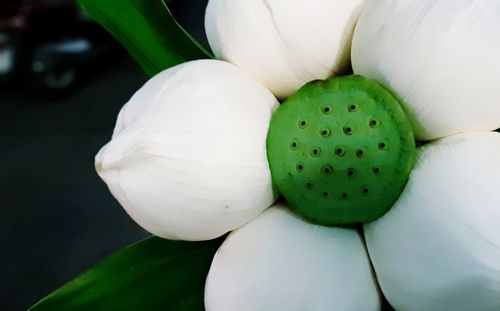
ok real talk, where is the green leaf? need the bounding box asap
[29,236,224,311]
[77,0,212,76]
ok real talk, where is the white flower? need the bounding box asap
[96,0,500,310]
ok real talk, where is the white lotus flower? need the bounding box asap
[352,0,500,140]
[205,0,366,98]
[95,0,500,310]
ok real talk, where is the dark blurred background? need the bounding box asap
[0,1,208,310]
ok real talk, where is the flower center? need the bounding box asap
[266,75,415,225]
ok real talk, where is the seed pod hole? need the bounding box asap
[299,120,308,129]
[335,147,345,157]
[305,182,313,190]
[319,127,331,138]
[289,139,299,151]
[362,186,369,195]
[372,167,381,176]
[321,106,332,115]
[296,162,304,172]
[321,166,333,176]
[348,103,359,112]
[347,168,357,178]
[378,141,387,151]
[340,193,349,200]
[356,149,365,158]
[322,192,329,198]
[369,118,379,129]
[311,147,321,157]
[343,126,353,136]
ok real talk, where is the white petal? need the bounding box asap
[95,60,279,241]
[205,0,366,99]
[365,132,500,311]
[352,0,500,140]
[205,203,381,311]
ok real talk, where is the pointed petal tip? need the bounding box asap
[94,59,278,241]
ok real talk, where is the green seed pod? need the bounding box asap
[266,75,415,225]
